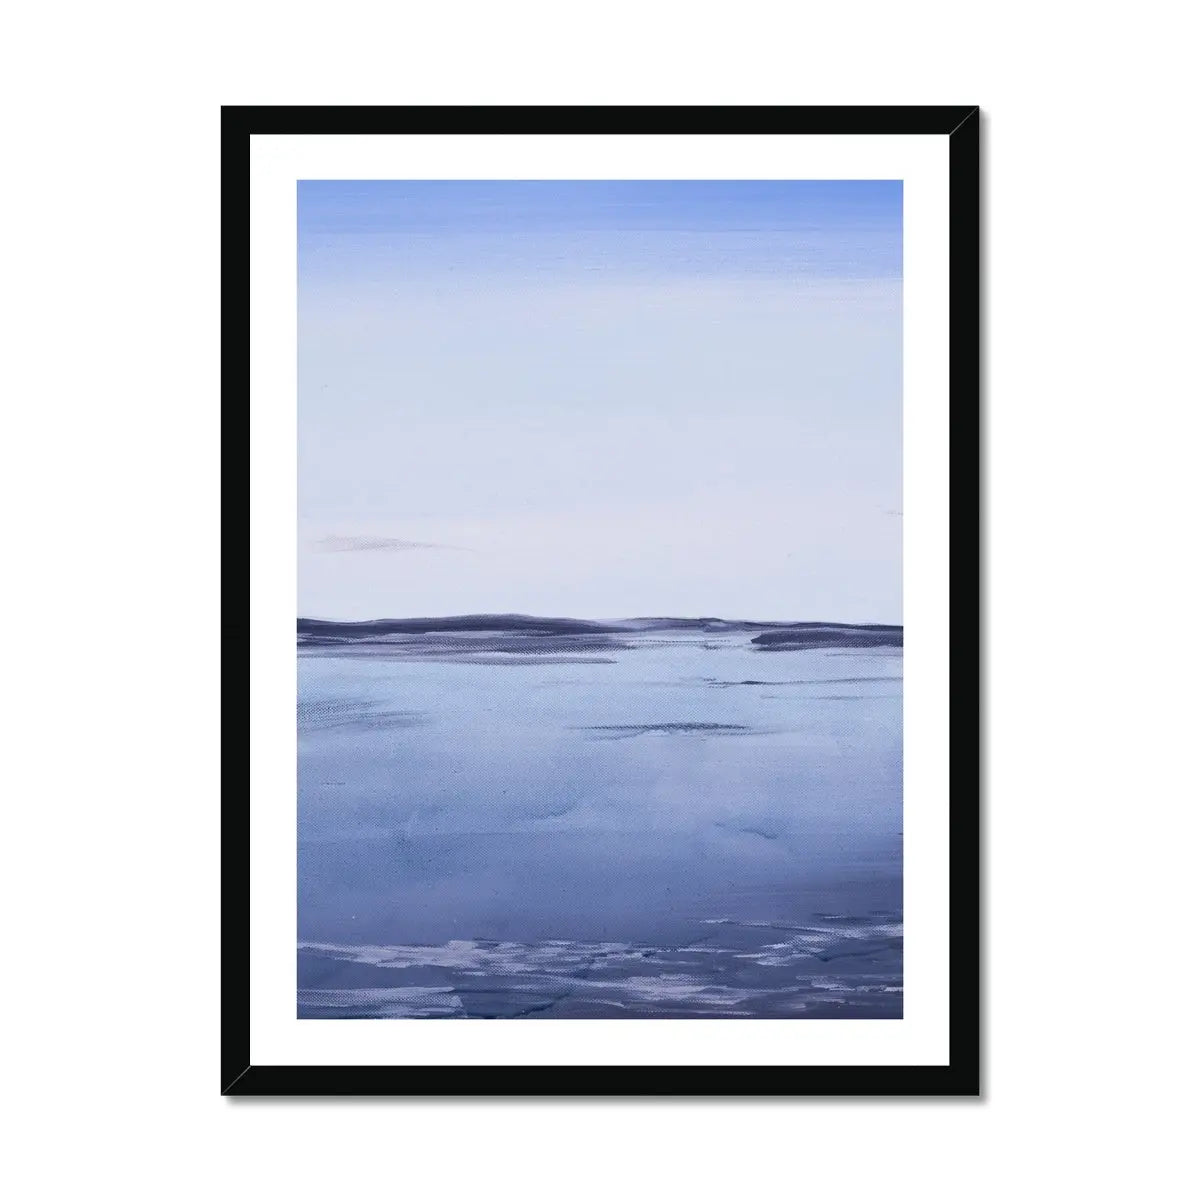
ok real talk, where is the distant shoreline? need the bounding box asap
[297,615,903,652]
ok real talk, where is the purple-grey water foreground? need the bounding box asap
[298,619,902,1018]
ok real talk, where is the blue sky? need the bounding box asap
[299,180,901,282]
[298,181,902,621]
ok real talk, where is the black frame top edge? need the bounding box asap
[221,105,980,138]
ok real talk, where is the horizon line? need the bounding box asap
[297,612,903,628]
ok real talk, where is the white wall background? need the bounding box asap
[2,3,1194,1198]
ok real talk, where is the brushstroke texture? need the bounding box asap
[298,627,903,1018]
[297,181,901,622]
[296,181,903,1020]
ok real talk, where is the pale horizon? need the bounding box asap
[299,181,902,623]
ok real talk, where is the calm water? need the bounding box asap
[298,630,902,1018]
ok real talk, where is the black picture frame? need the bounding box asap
[223,105,980,1097]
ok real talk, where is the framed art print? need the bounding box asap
[225,106,980,1096]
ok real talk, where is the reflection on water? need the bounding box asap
[297,629,902,1018]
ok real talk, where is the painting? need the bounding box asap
[295,178,905,1021]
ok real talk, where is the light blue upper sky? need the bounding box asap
[298,181,902,622]
[299,180,901,282]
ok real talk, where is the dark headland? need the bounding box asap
[298,615,902,652]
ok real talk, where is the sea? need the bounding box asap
[297,618,902,1018]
